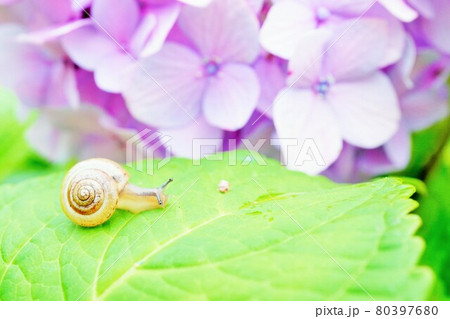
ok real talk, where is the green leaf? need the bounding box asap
[401,118,449,177]
[416,138,450,300]
[0,152,432,300]
[0,88,34,182]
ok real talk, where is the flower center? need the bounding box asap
[316,6,331,23]
[204,60,220,76]
[314,75,334,96]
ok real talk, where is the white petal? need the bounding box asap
[329,72,401,148]
[260,0,316,59]
[94,53,133,93]
[273,88,342,174]
[378,0,418,22]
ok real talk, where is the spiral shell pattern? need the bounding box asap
[68,170,107,216]
[60,159,129,227]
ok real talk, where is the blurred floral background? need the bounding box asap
[0,0,449,181]
[0,0,449,301]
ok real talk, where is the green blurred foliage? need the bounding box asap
[0,88,65,184]
[416,138,450,300]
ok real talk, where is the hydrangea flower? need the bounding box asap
[0,0,449,179]
[122,0,261,131]
[325,51,450,182]
[273,19,400,174]
[0,24,78,109]
[419,0,450,55]
[61,0,179,93]
[26,104,136,163]
[260,0,376,59]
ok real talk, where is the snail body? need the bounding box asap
[60,158,172,227]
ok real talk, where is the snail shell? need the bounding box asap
[60,158,172,227]
[60,159,128,227]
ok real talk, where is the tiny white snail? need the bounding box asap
[60,158,173,227]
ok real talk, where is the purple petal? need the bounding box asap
[378,0,418,22]
[324,18,389,81]
[323,143,359,183]
[91,0,140,43]
[259,0,316,59]
[273,89,343,174]
[408,0,434,18]
[322,0,375,15]
[254,55,287,118]
[178,0,212,6]
[94,52,133,93]
[26,105,136,163]
[16,19,92,45]
[61,25,118,71]
[421,0,450,54]
[245,0,264,14]
[366,4,407,67]
[203,62,259,131]
[287,29,332,88]
[45,60,79,107]
[388,35,416,93]
[136,4,180,57]
[401,87,449,131]
[330,72,401,148]
[384,121,411,169]
[122,42,206,128]
[357,148,395,176]
[178,0,260,63]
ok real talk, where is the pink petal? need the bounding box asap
[259,0,316,59]
[324,18,389,81]
[421,0,450,54]
[91,0,140,43]
[61,25,118,71]
[137,4,180,57]
[330,72,401,148]
[378,0,418,22]
[122,42,206,128]
[162,116,223,158]
[178,0,260,63]
[94,52,133,93]
[384,121,411,169]
[273,89,343,174]
[203,63,259,131]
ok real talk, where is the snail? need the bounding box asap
[60,158,173,227]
